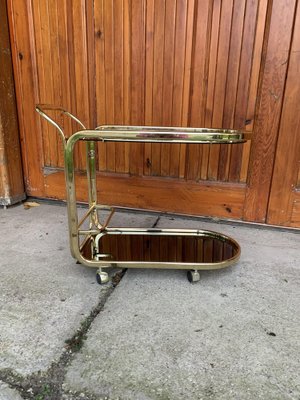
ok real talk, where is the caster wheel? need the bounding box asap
[96,270,109,285]
[187,270,200,283]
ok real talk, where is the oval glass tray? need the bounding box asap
[93,228,240,271]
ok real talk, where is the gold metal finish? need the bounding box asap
[36,104,246,281]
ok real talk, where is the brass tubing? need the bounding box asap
[86,141,99,228]
[96,124,241,134]
[89,226,241,269]
[63,130,244,268]
[77,204,96,228]
[64,137,79,259]
[79,230,101,236]
[35,105,66,144]
[36,104,86,131]
[68,130,246,144]
[36,104,246,273]
[79,227,240,270]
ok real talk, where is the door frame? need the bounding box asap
[6,0,300,228]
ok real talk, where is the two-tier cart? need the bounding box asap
[36,105,246,283]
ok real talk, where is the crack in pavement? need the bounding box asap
[0,271,126,400]
[151,216,161,229]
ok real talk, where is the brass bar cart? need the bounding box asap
[36,105,247,283]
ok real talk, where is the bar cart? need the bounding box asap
[36,105,246,283]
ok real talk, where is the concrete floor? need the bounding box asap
[0,202,299,399]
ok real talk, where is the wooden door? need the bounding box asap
[0,0,25,205]
[7,0,300,226]
[267,0,300,228]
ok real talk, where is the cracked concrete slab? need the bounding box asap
[0,381,24,400]
[0,203,157,376]
[64,216,300,400]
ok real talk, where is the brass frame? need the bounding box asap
[36,104,246,275]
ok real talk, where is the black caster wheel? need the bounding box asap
[187,270,200,283]
[96,269,109,285]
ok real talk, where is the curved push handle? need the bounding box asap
[35,104,86,144]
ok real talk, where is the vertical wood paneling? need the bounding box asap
[202,0,221,180]
[123,2,131,173]
[222,0,246,129]
[144,0,155,176]
[8,0,44,196]
[95,0,128,174]
[208,0,234,180]
[245,0,269,133]
[0,0,25,204]
[94,0,107,171]
[103,0,115,172]
[229,0,259,182]
[187,0,211,181]
[57,1,72,165]
[9,0,300,227]
[114,0,125,173]
[267,0,300,225]
[59,0,266,185]
[130,0,146,175]
[160,0,176,177]
[240,0,268,183]
[86,0,96,130]
[233,0,260,130]
[71,1,90,171]
[150,0,165,176]
[179,0,195,178]
[218,0,246,181]
[169,0,189,177]
[33,1,57,167]
[48,0,62,166]
[244,0,297,222]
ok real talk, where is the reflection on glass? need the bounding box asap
[97,234,237,263]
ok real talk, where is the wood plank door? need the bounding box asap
[7,0,299,226]
[267,0,300,228]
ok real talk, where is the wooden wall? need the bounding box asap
[267,0,300,227]
[26,0,265,181]
[0,0,24,205]
[7,0,300,227]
